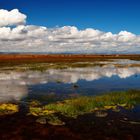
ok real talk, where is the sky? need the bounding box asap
[0,0,140,54]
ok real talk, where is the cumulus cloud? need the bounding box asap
[0,9,140,53]
[0,9,26,27]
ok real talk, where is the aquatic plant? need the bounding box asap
[0,103,18,115]
[43,90,140,118]
[47,114,65,125]
[1,90,140,126]
[29,106,55,116]
[27,90,140,119]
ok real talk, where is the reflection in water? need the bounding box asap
[0,59,140,102]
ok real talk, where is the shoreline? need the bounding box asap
[0,54,140,63]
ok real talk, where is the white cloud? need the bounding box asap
[0,9,140,53]
[0,9,26,27]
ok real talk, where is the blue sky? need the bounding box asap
[1,0,140,34]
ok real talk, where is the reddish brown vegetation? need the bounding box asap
[0,54,140,63]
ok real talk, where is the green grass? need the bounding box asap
[1,90,140,126]
[43,90,140,117]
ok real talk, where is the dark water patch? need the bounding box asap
[24,74,140,102]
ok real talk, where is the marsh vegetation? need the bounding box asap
[0,90,140,124]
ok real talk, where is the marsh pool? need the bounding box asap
[0,59,140,103]
[1,59,140,140]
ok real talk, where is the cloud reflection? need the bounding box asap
[0,64,140,102]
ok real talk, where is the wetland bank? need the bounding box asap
[0,55,140,140]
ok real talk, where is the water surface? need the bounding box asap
[1,59,140,140]
[0,59,140,103]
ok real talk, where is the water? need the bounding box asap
[0,59,140,103]
[1,59,140,139]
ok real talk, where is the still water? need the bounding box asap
[0,59,140,103]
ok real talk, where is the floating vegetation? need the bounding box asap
[36,117,47,124]
[95,111,108,118]
[35,114,65,125]
[0,103,18,115]
[29,106,55,117]
[1,90,140,125]
[29,100,41,107]
[47,114,65,126]
[44,90,140,118]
